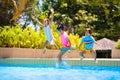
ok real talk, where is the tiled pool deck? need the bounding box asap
[0,58,120,66]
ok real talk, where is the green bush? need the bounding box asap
[0,24,44,48]
[0,24,81,49]
[115,39,120,49]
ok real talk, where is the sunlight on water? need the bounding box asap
[0,64,120,80]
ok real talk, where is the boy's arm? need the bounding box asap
[84,41,93,44]
[95,41,98,44]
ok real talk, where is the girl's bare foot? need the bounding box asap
[80,57,84,61]
[42,48,46,54]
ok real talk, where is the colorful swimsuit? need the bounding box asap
[60,31,71,51]
[44,25,53,42]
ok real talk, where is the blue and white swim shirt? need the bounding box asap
[82,36,95,50]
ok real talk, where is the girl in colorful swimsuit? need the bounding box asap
[57,23,71,65]
[32,8,58,53]
[41,8,58,53]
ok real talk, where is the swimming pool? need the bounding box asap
[0,62,120,80]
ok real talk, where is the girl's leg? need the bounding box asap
[57,50,67,65]
[54,43,59,49]
[41,40,49,49]
[50,44,58,49]
[50,40,59,49]
[41,40,49,53]
[79,50,86,60]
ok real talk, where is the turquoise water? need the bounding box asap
[0,64,120,80]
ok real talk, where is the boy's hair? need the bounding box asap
[86,28,92,34]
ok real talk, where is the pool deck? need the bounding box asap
[0,58,120,66]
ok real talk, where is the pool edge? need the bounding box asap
[0,58,120,66]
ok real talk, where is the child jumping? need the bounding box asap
[42,8,59,53]
[57,23,71,65]
[78,28,98,63]
[32,8,58,53]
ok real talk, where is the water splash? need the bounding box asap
[55,60,70,69]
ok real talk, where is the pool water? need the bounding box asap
[0,64,120,80]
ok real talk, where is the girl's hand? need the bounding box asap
[50,8,54,13]
[53,37,56,41]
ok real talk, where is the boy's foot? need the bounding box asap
[95,60,98,64]
[42,48,46,54]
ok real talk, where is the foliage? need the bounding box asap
[0,24,42,48]
[69,33,81,48]
[0,0,120,41]
[0,0,37,27]
[0,24,81,49]
[115,39,120,49]
[41,0,120,41]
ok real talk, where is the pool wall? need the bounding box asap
[0,48,93,58]
[0,48,120,66]
[0,48,120,58]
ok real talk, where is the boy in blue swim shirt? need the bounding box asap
[78,28,98,63]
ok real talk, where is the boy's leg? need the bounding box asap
[91,49,98,63]
[57,49,67,65]
[79,50,86,60]
[41,40,49,53]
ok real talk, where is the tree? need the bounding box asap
[41,0,98,36]
[0,0,119,41]
[0,0,37,27]
[41,0,120,40]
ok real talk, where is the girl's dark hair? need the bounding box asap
[57,25,64,31]
[57,21,64,31]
